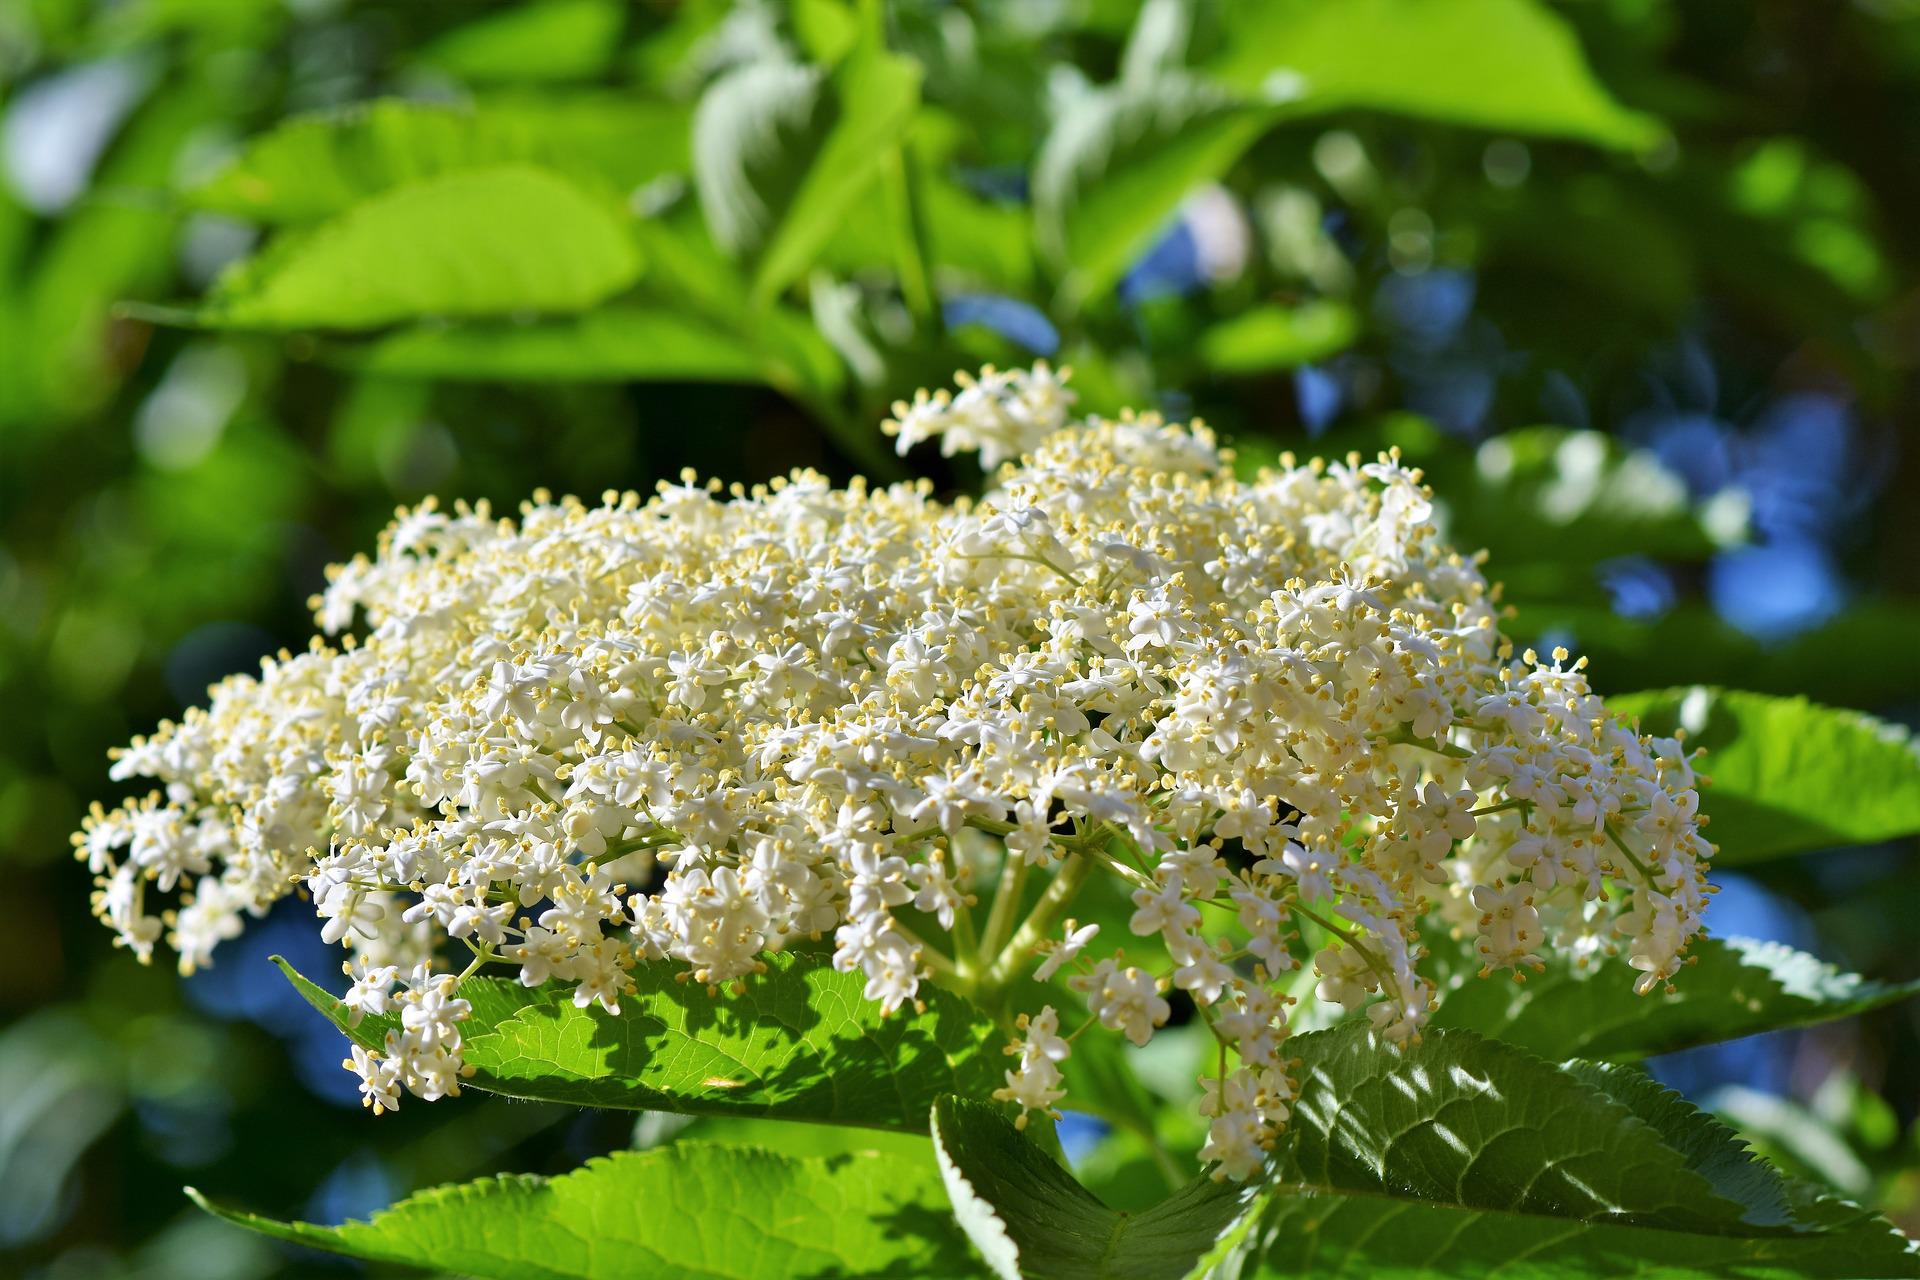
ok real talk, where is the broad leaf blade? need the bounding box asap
[1426,931,1920,1058]
[188,96,691,224]
[190,1142,976,1279]
[199,166,641,330]
[351,306,776,384]
[930,1095,1260,1280]
[1211,0,1661,150]
[276,949,1002,1133]
[1285,1024,1764,1231]
[1226,1187,1920,1279]
[412,0,623,85]
[1610,686,1920,862]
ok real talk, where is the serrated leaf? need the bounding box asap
[189,1141,977,1279]
[1211,0,1661,150]
[930,1095,1260,1280]
[196,166,640,331]
[275,948,1001,1133]
[1033,74,1273,312]
[1426,930,1920,1058]
[1285,1024,1767,1232]
[934,1026,1918,1279]
[691,43,922,304]
[1560,1061,1796,1228]
[1610,686,1920,862]
[1224,1184,1919,1279]
[188,97,691,224]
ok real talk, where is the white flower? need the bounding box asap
[74,364,1711,1172]
[1033,920,1099,982]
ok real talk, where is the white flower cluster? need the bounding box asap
[76,363,1712,1179]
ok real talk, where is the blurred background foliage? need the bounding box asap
[1,0,1917,1275]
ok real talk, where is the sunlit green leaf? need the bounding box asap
[276,948,1002,1133]
[1211,0,1661,150]
[1426,930,1920,1057]
[1196,301,1358,373]
[193,166,640,330]
[190,1141,976,1278]
[188,97,690,224]
[413,0,623,85]
[1610,686,1920,861]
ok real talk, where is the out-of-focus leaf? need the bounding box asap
[276,949,1001,1133]
[692,37,922,304]
[413,0,623,85]
[1508,601,1920,710]
[1033,74,1271,311]
[1211,0,1661,150]
[930,1095,1259,1280]
[190,1142,975,1278]
[187,97,691,223]
[1608,686,1920,861]
[1426,930,1920,1057]
[1196,301,1358,373]
[350,304,837,398]
[191,166,640,330]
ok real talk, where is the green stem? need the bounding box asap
[977,856,1030,967]
[981,853,1095,996]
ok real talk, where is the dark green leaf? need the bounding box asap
[1211,1026,1920,1278]
[1427,930,1920,1058]
[188,96,691,224]
[196,167,641,331]
[190,1141,976,1279]
[930,1095,1260,1280]
[275,948,1002,1133]
[1609,686,1920,861]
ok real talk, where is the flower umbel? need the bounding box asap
[75,363,1713,1177]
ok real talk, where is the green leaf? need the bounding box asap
[195,167,641,331]
[1032,74,1272,311]
[691,43,922,304]
[1196,302,1358,373]
[413,0,623,85]
[275,948,1002,1133]
[930,1095,1260,1280]
[933,1027,1917,1279]
[1211,0,1661,150]
[1285,1025,1769,1232]
[189,1141,977,1279]
[1426,930,1920,1059]
[349,306,812,389]
[188,96,691,224]
[1218,1026,1920,1279]
[1609,686,1920,862]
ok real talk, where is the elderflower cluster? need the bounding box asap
[75,363,1712,1178]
